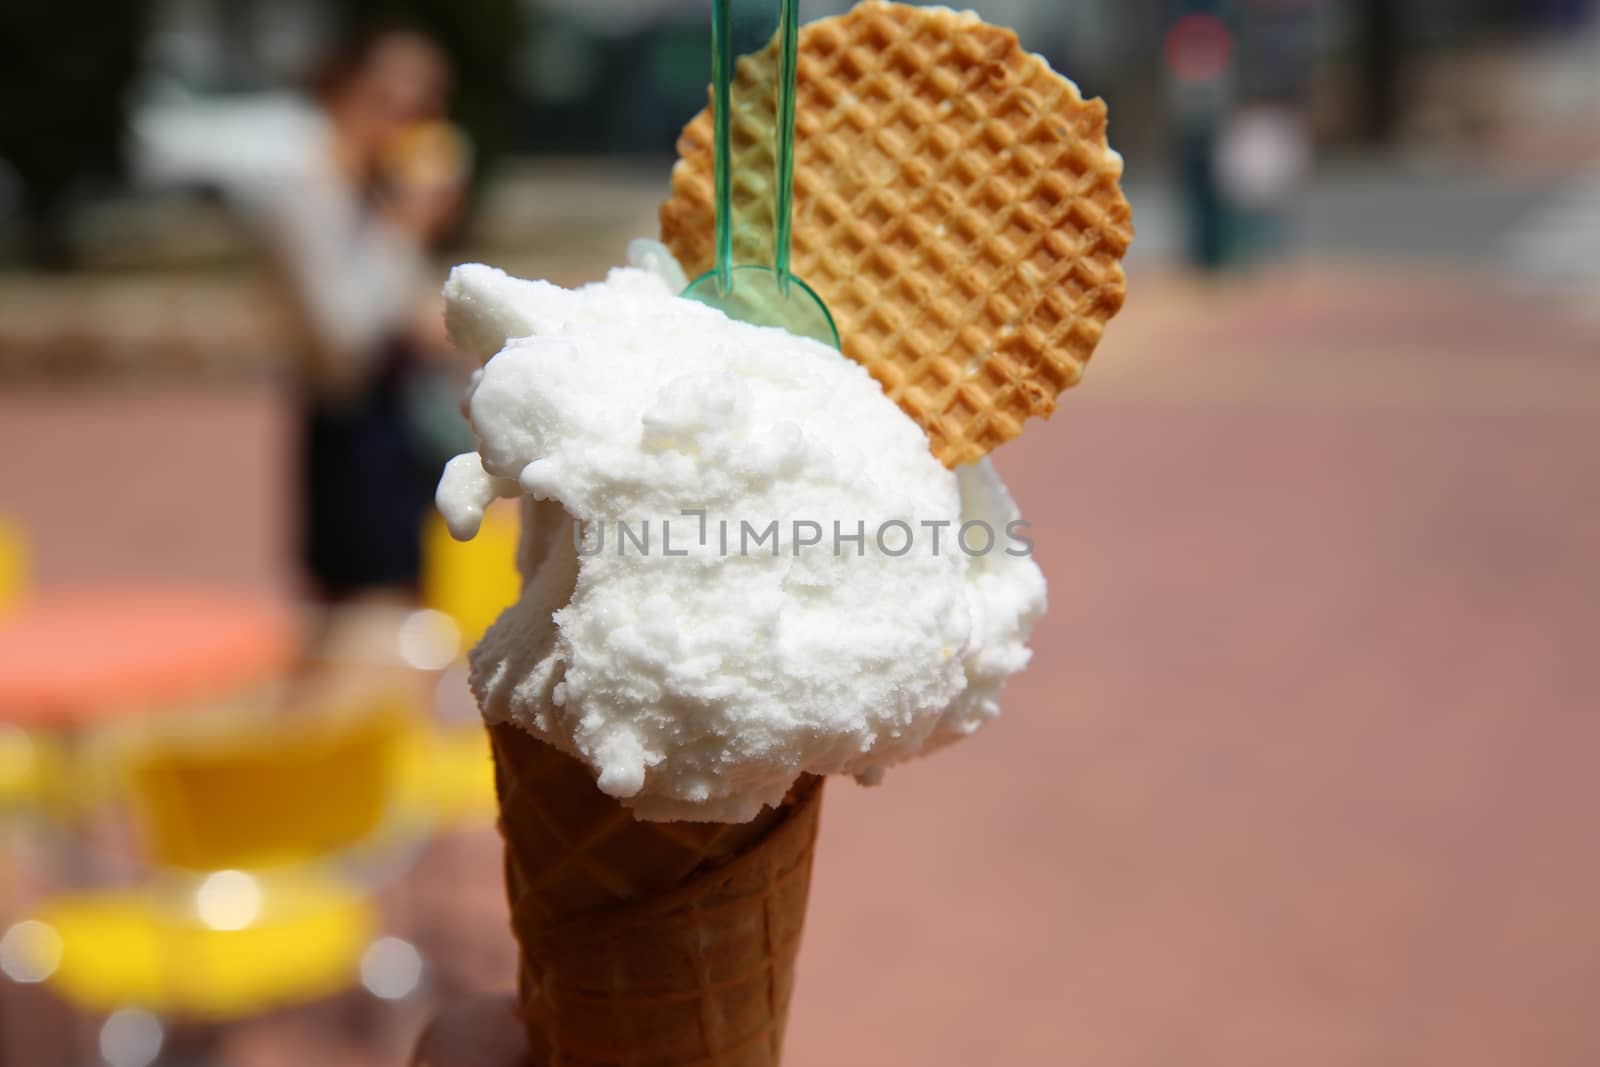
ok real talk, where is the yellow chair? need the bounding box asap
[0,724,54,813]
[394,715,496,827]
[0,516,26,613]
[421,499,521,649]
[417,500,519,825]
[126,690,417,871]
[24,683,424,1022]
[32,874,373,1020]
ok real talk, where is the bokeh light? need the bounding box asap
[99,1008,164,1067]
[398,609,462,671]
[1164,13,1233,84]
[195,869,264,931]
[0,919,63,983]
[359,936,424,1001]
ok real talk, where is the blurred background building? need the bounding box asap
[2,2,1599,1066]
[2,0,1598,289]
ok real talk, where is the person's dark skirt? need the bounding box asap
[299,346,435,599]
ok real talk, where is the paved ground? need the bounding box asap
[2,263,1598,1065]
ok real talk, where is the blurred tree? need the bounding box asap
[0,0,151,266]
[1356,0,1403,145]
[330,0,520,187]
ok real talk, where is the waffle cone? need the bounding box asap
[489,721,824,1066]
[661,1,1133,467]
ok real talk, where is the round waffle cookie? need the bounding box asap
[661,1,1134,468]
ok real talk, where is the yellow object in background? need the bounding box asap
[421,499,521,649]
[380,119,471,191]
[0,724,59,812]
[394,715,496,827]
[35,875,373,1019]
[126,689,416,871]
[20,683,422,1023]
[0,516,26,612]
[417,499,519,822]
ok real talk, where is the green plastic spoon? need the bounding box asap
[682,0,840,348]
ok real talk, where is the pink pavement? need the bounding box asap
[2,266,1597,1066]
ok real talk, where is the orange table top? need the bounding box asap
[0,585,297,727]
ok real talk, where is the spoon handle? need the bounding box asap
[710,0,734,291]
[773,0,799,292]
[684,1,837,349]
[709,0,800,292]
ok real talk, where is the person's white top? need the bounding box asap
[131,91,424,372]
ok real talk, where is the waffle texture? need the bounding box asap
[490,721,824,1066]
[661,1,1133,467]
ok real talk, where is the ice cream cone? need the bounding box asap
[488,721,824,1066]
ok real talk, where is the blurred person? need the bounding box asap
[1165,3,1233,269]
[292,26,469,604]
[1215,104,1312,261]
[136,25,471,605]
[1166,0,1320,269]
[1215,0,1319,265]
